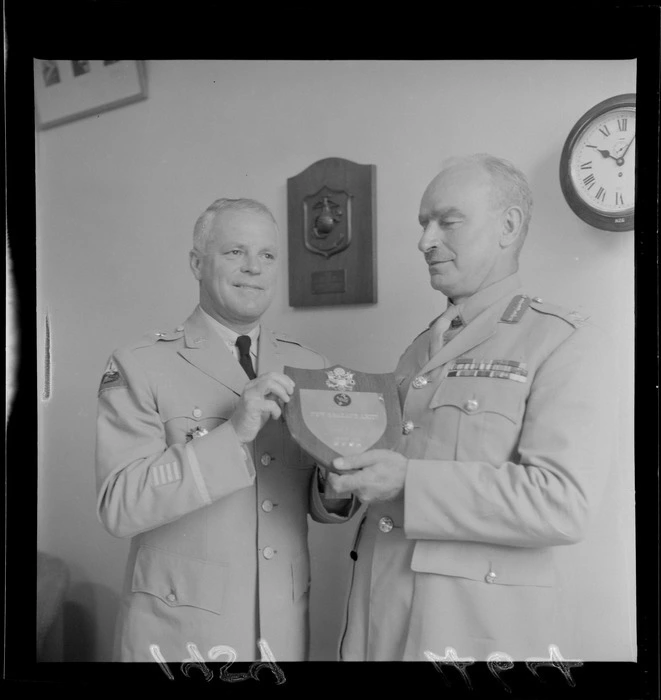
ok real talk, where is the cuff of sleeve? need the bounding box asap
[186,420,255,503]
[311,469,357,522]
[403,458,449,539]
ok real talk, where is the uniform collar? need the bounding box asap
[448,273,522,327]
[199,307,260,357]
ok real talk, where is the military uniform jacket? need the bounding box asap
[96,306,354,662]
[340,274,616,661]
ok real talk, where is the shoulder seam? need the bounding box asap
[275,334,324,356]
[529,301,589,329]
[125,327,185,350]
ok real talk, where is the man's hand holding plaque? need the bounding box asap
[230,372,295,443]
[283,365,403,500]
[327,450,409,504]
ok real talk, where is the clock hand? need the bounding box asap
[595,147,618,161]
[617,134,636,164]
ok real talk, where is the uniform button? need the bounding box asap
[532,297,543,303]
[166,592,177,602]
[260,453,272,466]
[378,516,394,533]
[464,399,479,412]
[263,547,275,560]
[402,420,414,435]
[192,407,202,419]
[155,332,165,337]
[411,376,428,389]
[485,571,497,584]
[261,499,274,512]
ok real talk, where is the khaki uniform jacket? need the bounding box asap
[340,275,615,661]
[96,306,356,662]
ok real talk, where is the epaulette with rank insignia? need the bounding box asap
[153,325,185,341]
[128,325,185,350]
[528,298,589,328]
[500,295,532,324]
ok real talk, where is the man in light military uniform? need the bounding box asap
[330,154,615,661]
[96,198,358,662]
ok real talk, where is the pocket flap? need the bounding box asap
[428,377,523,423]
[131,546,228,614]
[291,551,311,602]
[410,540,554,587]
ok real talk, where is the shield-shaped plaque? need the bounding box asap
[283,365,403,472]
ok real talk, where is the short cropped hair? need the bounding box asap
[442,153,534,245]
[192,198,278,252]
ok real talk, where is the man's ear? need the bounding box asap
[499,206,524,249]
[189,249,203,280]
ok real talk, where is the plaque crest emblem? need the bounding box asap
[325,367,356,391]
[303,186,352,259]
[283,365,402,471]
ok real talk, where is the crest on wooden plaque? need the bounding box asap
[303,187,352,259]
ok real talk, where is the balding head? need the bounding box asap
[418,154,532,302]
[437,154,533,253]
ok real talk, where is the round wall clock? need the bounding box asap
[559,93,635,231]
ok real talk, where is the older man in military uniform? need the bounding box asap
[96,198,357,663]
[330,154,615,661]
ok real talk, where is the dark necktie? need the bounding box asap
[236,335,256,379]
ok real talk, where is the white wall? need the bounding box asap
[36,60,636,662]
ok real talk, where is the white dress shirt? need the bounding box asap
[200,308,260,374]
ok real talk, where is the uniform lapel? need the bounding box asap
[397,333,432,403]
[178,307,248,397]
[419,295,512,375]
[256,327,283,374]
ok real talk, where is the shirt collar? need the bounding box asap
[448,273,522,327]
[199,307,260,355]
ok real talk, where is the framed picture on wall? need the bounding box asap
[34,60,148,130]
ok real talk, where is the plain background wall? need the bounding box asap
[35,60,636,662]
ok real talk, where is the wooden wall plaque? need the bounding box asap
[287,157,377,307]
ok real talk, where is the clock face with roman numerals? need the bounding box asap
[560,94,635,232]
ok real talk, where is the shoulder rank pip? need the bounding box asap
[153,326,185,341]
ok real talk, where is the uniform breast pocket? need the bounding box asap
[160,404,232,446]
[427,378,525,463]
